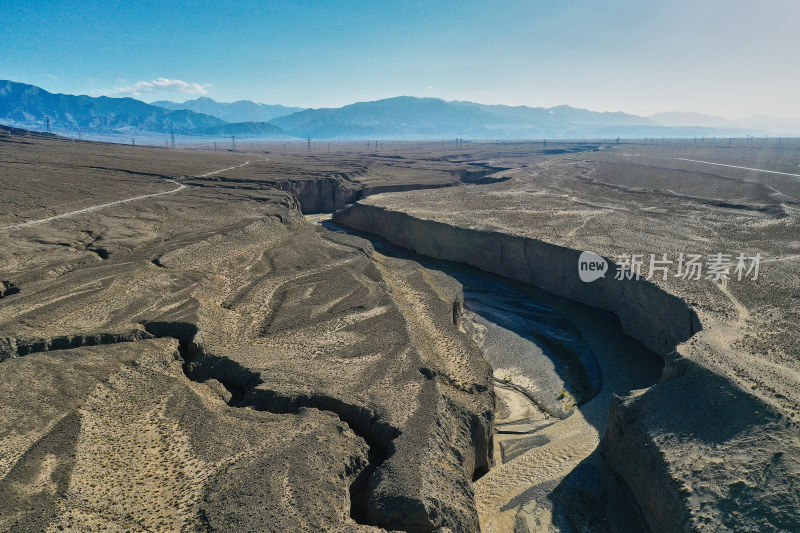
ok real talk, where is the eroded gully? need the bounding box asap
[310,214,664,533]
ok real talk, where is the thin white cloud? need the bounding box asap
[111,78,210,97]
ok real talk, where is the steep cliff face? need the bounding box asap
[266,164,509,215]
[333,201,800,533]
[266,177,362,213]
[333,202,700,357]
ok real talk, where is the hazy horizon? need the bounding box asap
[3,0,799,120]
[8,82,800,125]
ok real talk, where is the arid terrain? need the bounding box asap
[335,139,800,531]
[1,130,799,532]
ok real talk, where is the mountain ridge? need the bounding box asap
[0,80,291,139]
[3,80,796,140]
[151,96,305,123]
[269,95,759,139]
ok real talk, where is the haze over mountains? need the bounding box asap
[151,97,305,124]
[2,79,799,141]
[0,81,290,139]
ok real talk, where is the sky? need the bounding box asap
[2,0,798,119]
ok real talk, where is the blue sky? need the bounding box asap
[2,0,798,118]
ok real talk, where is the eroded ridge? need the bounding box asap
[0,144,494,532]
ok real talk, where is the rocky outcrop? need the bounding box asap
[603,351,800,532]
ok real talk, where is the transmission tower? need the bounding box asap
[170,131,176,149]
[231,136,236,149]
[45,116,52,134]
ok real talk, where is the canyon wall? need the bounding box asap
[333,201,799,532]
[333,203,700,357]
[266,177,362,213]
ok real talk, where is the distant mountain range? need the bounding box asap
[0,81,290,139]
[151,97,305,123]
[270,97,663,139]
[649,111,800,134]
[270,98,800,139]
[2,79,799,140]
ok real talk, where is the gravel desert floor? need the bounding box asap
[1,131,799,532]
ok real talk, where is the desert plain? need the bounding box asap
[1,128,798,532]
